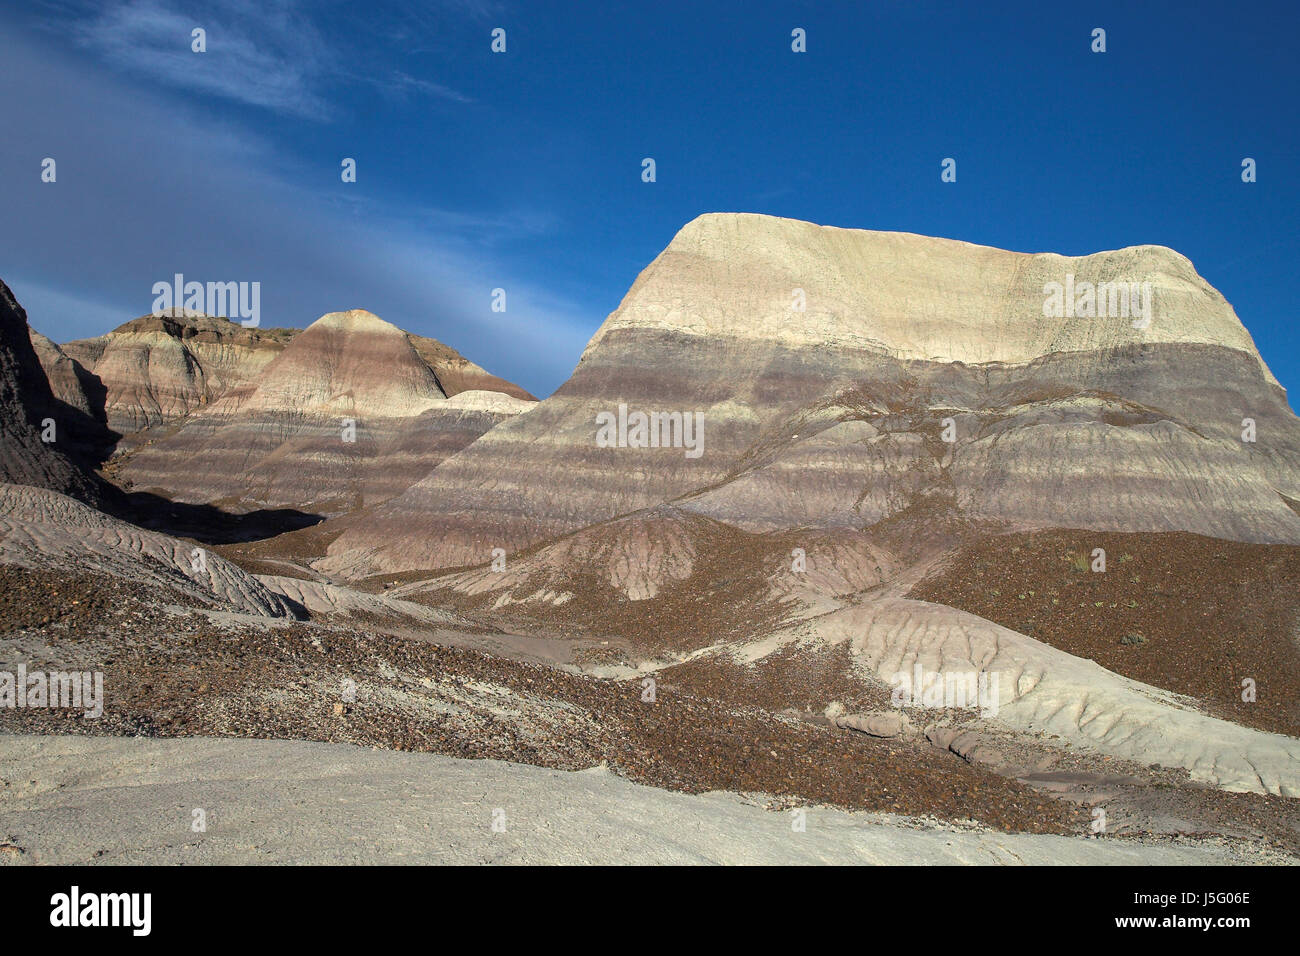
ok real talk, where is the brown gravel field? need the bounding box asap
[908,529,1300,736]
[0,565,1086,836]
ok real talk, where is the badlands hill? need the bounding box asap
[61,312,295,436]
[305,214,1300,800]
[116,309,536,513]
[323,212,1300,577]
[4,227,1300,859]
[58,311,535,441]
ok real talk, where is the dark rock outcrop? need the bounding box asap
[0,279,107,506]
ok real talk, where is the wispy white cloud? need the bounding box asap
[70,0,332,116]
[331,67,475,106]
[58,0,476,117]
[388,71,475,104]
[395,205,561,246]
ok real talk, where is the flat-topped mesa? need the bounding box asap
[585,212,1278,386]
[320,214,1300,578]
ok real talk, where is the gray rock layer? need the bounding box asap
[1,735,1282,864]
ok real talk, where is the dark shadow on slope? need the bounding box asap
[47,395,119,469]
[109,489,325,545]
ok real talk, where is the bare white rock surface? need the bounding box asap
[0,735,1286,865]
[587,212,1275,381]
[782,597,1300,796]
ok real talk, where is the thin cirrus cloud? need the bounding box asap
[386,71,475,104]
[68,0,333,116]
[61,0,474,116]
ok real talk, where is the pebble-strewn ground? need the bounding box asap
[2,565,1081,835]
[909,529,1300,736]
[4,560,1300,857]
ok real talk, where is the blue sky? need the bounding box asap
[1,0,1296,399]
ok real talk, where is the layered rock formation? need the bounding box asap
[0,280,105,505]
[62,312,295,435]
[116,310,535,513]
[58,313,536,441]
[305,215,1300,797]
[6,219,1300,814]
[29,329,102,421]
[322,213,1300,577]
